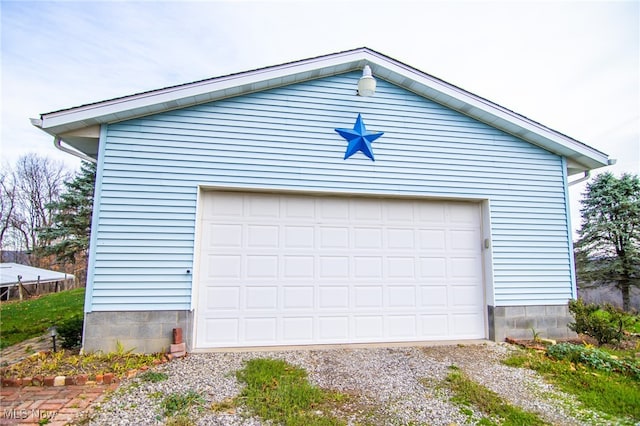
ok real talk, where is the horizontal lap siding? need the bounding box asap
[90,71,571,311]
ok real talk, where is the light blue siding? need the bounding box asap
[87,71,572,311]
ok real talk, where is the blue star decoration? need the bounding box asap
[335,114,384,161]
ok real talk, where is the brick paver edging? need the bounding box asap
[0,352,177,388]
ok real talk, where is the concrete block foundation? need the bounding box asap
[488,304,576,342]
[83,310,192,354]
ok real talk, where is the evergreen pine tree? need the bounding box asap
[38,162,96,272]
[575,172,640,311]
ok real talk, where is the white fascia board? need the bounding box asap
[38,50,371,133]
[365,54,608,169]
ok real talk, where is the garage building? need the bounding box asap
[32,48,610,352]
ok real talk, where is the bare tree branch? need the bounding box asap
[0,154,70,266]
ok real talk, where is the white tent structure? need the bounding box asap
[0,263,75,300]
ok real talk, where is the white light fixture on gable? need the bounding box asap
[357,64,376,97]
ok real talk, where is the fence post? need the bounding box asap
[17,275,23,301]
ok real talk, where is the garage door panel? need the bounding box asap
[319,227,349,248]
[246,255,278,278]
[354,227,383,249]
[283,256,314,278]
[320,199,349,220]
[419,257,446,279]
[420,285,448,307]
[354,256,383,278]
[451,285,483,307]
[418,230,447,250]
[388,228,415,249]
[450,229,480,250]
[283,286,314,309]
[203,193,243,218]
[284,226,314,248]
[319,286,349,308]
[354,286,383,308]
[354,316,384,338]
[417,204,446,223]
[319,256,349,278]
[319,317,349,340]
[283,317,314,341]
[352,200,383,221]
[421,314,450,337]
[284,198,315,219]
[387,315,417,337]
[388,286,416,307]
[247,225,279,248]
[245,287,277,309]
[449,203,481,225]
[386,202,415,222]
[206,286,240,310]
[196,193,485,348]
[207,224,242,248]
[203,318,239,343]
[245,317,277,342]
[247,196,280,218]
[449,257,482,278]
[207,255,241,278]
[388,257,416,278]
[452,313,485,337]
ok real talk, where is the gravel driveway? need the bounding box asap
[84,342,606,425]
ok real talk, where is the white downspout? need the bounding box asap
[53,137,97,164]
[568,170,590,186]
[568,158,616,187]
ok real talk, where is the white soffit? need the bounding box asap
[33,48,608,171]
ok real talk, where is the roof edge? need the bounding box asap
[39,47,375,124]
[34,47,609,172]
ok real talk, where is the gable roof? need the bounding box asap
[31,47,608,175]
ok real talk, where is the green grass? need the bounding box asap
[235,358,346,426]
[138,370,169,383]
[158,390,205,417]
[504,349,640,423]
[0,288,85,349]
[147,389,204,425]
[441,365,547,426]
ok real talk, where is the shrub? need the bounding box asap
[57,315,84,349]
[547,342,640,380]
[568,299,626,346]
[626,312,640,334]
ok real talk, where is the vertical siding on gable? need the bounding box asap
[88,71,572,311]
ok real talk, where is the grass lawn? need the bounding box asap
[0,288,85,349]
[504,347,640,424]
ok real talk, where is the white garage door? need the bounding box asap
[195,192,485,348]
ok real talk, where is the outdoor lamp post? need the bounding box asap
[49,326,58,352]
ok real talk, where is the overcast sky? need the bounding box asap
[1,0,638,235]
